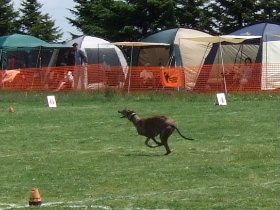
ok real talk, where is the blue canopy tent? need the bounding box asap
[230,23,280,90]
[199,22,280,90]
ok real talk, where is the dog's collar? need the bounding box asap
[129,112,137,120]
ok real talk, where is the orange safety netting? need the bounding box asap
[189,64,264,92]
[0,63,279,92]
[0,65,185,91]
[124,66,184,91]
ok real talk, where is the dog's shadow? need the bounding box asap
[124,153,166,157]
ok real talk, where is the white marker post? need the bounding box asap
[47,96,57,107]
[216,93,227,105]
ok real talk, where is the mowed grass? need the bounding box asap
[0,90,279,210]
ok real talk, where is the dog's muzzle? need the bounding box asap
[118,110,126,118]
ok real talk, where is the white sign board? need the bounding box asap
[47,96,57,107]
[216,93,227,105]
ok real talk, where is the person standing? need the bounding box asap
[8,55,17,69]
[72,43,88,89]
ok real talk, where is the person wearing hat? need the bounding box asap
[72,43,88,89]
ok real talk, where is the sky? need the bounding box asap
[12,0,82,41]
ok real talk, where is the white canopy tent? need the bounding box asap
[64,36,130,88]
[66,36,128,71]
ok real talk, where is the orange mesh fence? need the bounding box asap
[123,66,185,91]
[0,65,185,91]
[0,63,279,92]
[0,64,126,91]
[186,63,279,92]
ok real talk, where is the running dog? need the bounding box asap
[118,109,194,155]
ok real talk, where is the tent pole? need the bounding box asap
[240,44,244,63]
[38,47,42,88]
[0,49,3,88]
[127,45,133,93]
[201,43,211,66]
[0,49,2,69]
[220,40,228,94]
[98,44,101,89]
[35,47,42,68]
[234,44,242,64]
[97,44,99,88]
[264,35,268,90]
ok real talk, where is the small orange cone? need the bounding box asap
[9,107,15,113]
[29,188,42,206]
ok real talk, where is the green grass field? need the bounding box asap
[0,90,279,210]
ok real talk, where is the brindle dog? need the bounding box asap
[118,109,194,155]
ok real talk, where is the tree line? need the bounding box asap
[0,0,62,42]
[1,0,279,43]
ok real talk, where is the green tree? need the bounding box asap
[68,0,136,41]
[176,0,207,29]
[19,0,62,42]
[69,0,179,41]
[69,0,280,40]
[133,0,178,35]
[255,0,280,23]
[207,0,256,34]
[0,0,20,36]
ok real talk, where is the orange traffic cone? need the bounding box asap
[9,107,15,113]
[29,188,42,206]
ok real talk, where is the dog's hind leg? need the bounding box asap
[145,137,162,148]
[151,137,163,146]
[163,144,171,155]
[160,126,174,155]
[145,138,155,148]
[160,139,171,155]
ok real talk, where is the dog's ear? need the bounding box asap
[128,109,136,115]
[127,109,135,113]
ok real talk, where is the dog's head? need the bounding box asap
[118,109,136,119]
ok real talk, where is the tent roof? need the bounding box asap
[66,35,128,70]
[230,22,280,41]
[111,42,170,47]
[141,28,212,44]
[185,35,261,43]
[0,34,68,49]
[66,35,116,49]
[133,28,213,67]
[0,34,49,48]
[141,29,179,44]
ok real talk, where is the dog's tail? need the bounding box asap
[175,127,194,140]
